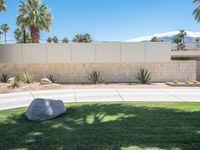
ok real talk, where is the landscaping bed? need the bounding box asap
[0,82,177,94]
[0,102,200,150]
[166,81,200,87]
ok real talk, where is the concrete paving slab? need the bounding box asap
[118,89,182,102]
[31,89,75,102]
[163,89,200,102]
[0,92,34,110]
[75,89,123,102]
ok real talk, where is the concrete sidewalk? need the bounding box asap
[0,88,200,111]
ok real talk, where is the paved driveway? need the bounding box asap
[0,88,200,111]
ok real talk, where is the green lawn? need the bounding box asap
[0,102,200,150]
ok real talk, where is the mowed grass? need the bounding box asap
[0,102,200,150]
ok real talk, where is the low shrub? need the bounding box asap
[136,68,152,84]
[0,74,9,83]
[48,75,56,83]
[88,71,103,84]
[23,72,33,84]
[11,74,22,88]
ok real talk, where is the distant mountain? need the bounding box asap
[127,31,200,42]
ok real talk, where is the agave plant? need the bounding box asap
[11,74,22,88]
[136,68,152,84]
[48,75,56,83]
[23,72,33,84]
[88,71,103,84]
[0,73,9,83]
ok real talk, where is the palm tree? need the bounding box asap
[47,37,52,43]
[53,36,58,43]
[72,33,92,43]
[193,0,200,22]
[62,37,69,43]
[0,0,6,12]
[17,0,53,43]
[14,28,31,43]
[1,24,9,44]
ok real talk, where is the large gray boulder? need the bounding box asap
[26,98,66,122]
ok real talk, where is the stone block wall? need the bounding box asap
[197,61,200,81]
[0,61,197,83]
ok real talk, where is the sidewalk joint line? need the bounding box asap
[73,89,77,103]
[115,89,125,102]
[29,92,35,99]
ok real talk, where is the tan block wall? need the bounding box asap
[197,61,200,81]
[0,43,171,64]
[0,61,196,83]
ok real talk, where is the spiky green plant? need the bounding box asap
[23,72,33,84]
[88,71,103,84]
[0,74,9,83]
[11,74,22,88]
[48,75,55,83]
[136,68,152,84]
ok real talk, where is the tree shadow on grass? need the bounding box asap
[0,103,200,150]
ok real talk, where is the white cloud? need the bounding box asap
[127,31,200,42]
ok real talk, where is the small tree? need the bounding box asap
[62,37,69,43]
[14,28,30,43]
[47,37,52,43]
[53,36,59,43]
[195,37,200,48]
[150,36,163,42]
[0,24,9,44]
[72,33,92,43]
[173,30,187,50]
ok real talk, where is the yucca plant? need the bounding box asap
[11,74,22,88]
[48,75,55,83]
[136,68,152,84]
[0,74,9,83]
[23,72,33,84]
[88,71,103,84]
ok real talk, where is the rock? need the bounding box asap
[8,77,14,83]
[40,78,52,84]
[26,98,66,122]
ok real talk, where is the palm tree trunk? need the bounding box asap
[23,29,26,43]
[30,25,40,43]
[4,32,6,44]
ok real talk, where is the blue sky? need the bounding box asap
[0,0,199,42]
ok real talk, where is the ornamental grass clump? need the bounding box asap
[11,74,22,88]
[136,68,152,84]
[23,72,33,84]
[88,71,103,84]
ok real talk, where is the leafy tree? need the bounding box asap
[150,36,163,42]
[62,37,69,43]
[17,0,53,43]
[47,37,53,43]
[173,30,187,50]
[72,33,92,43]
[0,0,6,12]
[0,24,9,44]
[195,37,200,42]
[193,0,200,22]
[14,28,31,43]
[53,36,59,43]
